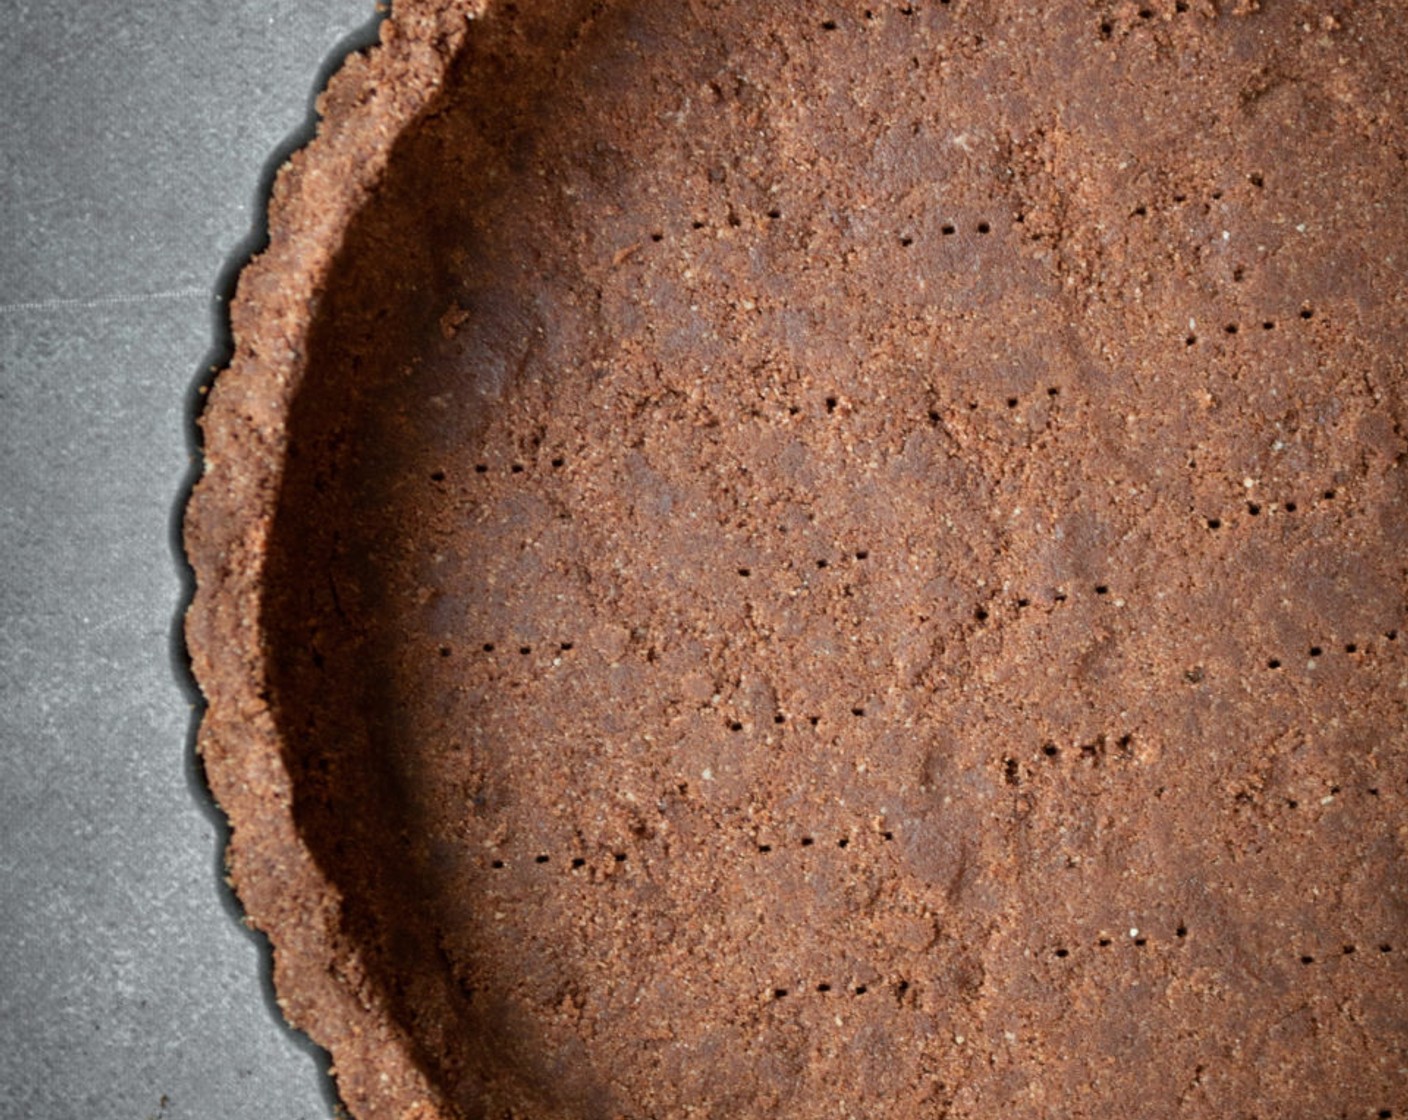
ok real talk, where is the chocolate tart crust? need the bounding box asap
[187,3,1408,1119]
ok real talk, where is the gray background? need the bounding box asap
[1,3,381,1116]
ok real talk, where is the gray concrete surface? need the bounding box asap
[0,4,382,1117]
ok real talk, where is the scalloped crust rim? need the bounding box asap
[184,4,484,1118]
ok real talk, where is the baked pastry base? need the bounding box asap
[187,2,1408,1116]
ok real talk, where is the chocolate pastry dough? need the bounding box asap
[187,2,1408,1116]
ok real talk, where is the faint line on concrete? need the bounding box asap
[0,288,215,314]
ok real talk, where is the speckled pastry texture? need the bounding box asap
[187,2,1408,1118]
